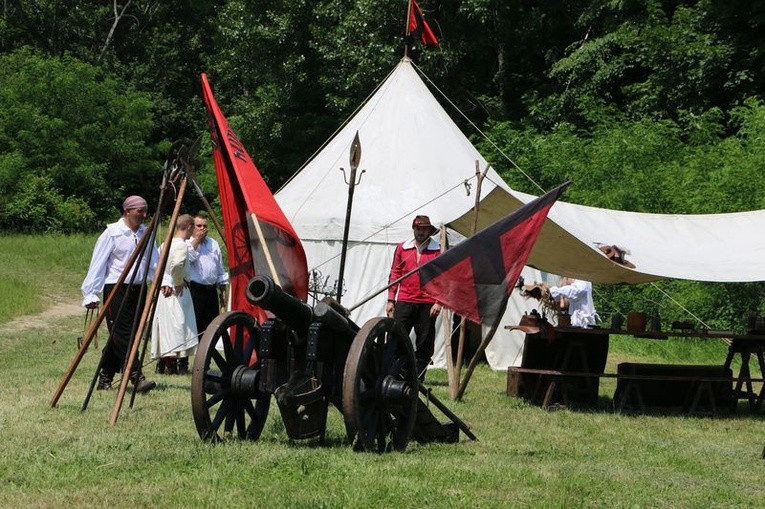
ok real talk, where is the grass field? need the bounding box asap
[0,234,95,322]
[0,236,763,508]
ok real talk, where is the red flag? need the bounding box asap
[419,182,570,328]
[408,0,439,47]
[200,74,308,322]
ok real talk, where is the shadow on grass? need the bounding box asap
[519,394,765,421]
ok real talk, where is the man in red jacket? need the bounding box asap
[386,215,442,380]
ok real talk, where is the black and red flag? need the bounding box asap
[419,182,570,328]
[407,0,439,47]
[200,73,308,322]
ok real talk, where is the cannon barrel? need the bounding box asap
[313,301,359,340]
[246,275,313,334]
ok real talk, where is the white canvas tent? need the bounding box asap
[276,57,548,369]
[277,57,765,370]
[508,190,765,283]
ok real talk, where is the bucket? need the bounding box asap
[626,312,647,333]
[274,376,327,440]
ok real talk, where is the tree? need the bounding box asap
[0,48,156,232]
[537,0,764,127]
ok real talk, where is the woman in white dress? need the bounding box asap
[151,214,198,374]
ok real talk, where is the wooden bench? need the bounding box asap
[506,366,764,414]
[615,363,733,412]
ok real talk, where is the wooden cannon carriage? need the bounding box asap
[190,274,475,452]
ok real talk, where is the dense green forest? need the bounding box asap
[0,0,763,326]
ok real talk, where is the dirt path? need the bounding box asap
[0,300,83,332]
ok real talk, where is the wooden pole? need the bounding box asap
[455,320,501,401]
[50,213,158,407]
[250,214,283,288]
[418,381,477,441]
[186,165,225,241]
[440,225,458,399]
[404,0,413,58]
[450,161,488,399]
[109,177,188,424]
[452,316,466,399]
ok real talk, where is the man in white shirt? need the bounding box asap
[81,195,158,393]
[186,215,229,353]
[549,277,599,327]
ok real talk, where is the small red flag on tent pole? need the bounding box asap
[407,0,440,47]
[419,182,570,329]
[200,73,309,321]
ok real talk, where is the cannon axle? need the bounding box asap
[230,365,260,396]
[380,376,414,403]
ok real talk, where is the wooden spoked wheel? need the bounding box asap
[342,317,418,452]
[191,311,270,442]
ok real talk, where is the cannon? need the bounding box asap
[190,274,475,452]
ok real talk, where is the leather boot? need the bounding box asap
[97,371,113,391]
[178,357,189,375]
[130,372,156,394]
[164,357,178,375]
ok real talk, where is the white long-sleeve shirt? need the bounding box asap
[186,236,229,287]
[550,279,599,327]
[81,218,159,307]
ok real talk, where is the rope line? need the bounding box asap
[277,63,399,194]
[307,176,472,273]
[410,61,545,194]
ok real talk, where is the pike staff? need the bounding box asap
[336,131,365,303]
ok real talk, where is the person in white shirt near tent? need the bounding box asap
[524,277,599,328]
[549,277,599,327]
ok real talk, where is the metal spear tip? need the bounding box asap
[350,131,361,169]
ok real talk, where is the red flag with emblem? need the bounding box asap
[200,73,308,321]
[419,182,570,328]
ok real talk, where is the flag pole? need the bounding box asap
[347,264,422,313]
[455,317,503,401]
[404,0,413,58]
[184,150,226,240]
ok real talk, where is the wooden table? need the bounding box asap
[506,324,765,412]
[510,325,609,407]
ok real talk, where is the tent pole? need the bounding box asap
[439,226,458,399]
[450,161,489,399]
[404,0,413,58]
[455,320,500,401]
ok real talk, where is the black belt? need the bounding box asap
[188,281,217,290]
